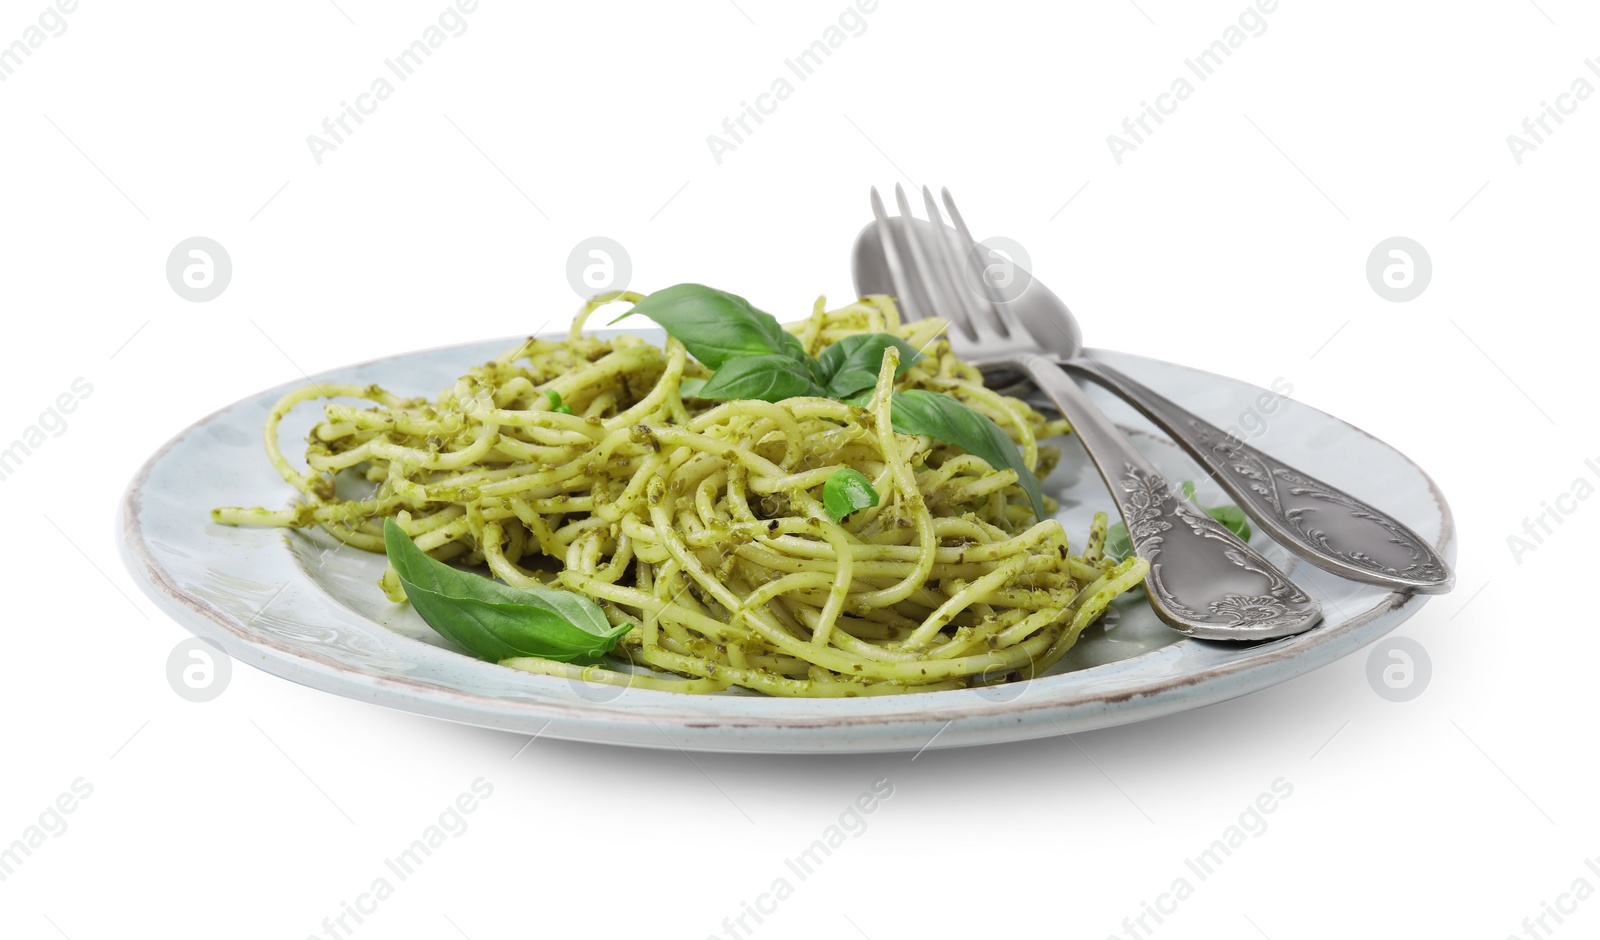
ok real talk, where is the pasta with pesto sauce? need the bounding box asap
[213,291,1148,696]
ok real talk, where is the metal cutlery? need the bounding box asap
[861,186,1323,641]
[853,187,1453,596]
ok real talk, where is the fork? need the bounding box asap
[869,185,1322,641]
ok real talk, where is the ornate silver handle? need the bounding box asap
[1017,354,1322,641]
[1066,358,1453,594]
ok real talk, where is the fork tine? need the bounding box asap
[941,188,1026,338]
[869,186,925,322]
[891,184,946,325]
[916,186,985,341]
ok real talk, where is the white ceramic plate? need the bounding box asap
[119,334,1454,753]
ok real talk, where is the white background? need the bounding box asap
[1,1,1595,938]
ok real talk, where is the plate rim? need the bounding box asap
[118,336,1455,751]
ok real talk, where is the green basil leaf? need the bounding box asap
[1104,520,1133,564]
[886,390,1046,520]
[781,330,810,363]
[813,334,925,399]
[612,284,803,370]
[383,519,630,663]
[543,389,573,414]
[678,377,708,399]
[822,468,879,522]
[1206,503,1252,543]
[696,355,822,402]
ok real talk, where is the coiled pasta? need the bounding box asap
[214,292,1147,696]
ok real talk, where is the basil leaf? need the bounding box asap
[1205,503,1252,543]
[813,334,924,399]
[886,390,1046,520]
[696,355,822,402]
[822,468,879,522]
[1105,481,1251,562]
[678,377,708,399]
[613,284,803,370]
[1104,520,1133,564]
[781,330,810,363]
[383,519,630,663]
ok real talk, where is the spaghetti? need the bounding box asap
[214,292,1148,696]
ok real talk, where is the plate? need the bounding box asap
[118,333,1454,753]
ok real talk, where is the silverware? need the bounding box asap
[862,185,1322,641]
[853,187,1453,596]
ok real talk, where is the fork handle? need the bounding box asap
[1016,354,1322,641]
[1065,357,1453,594]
